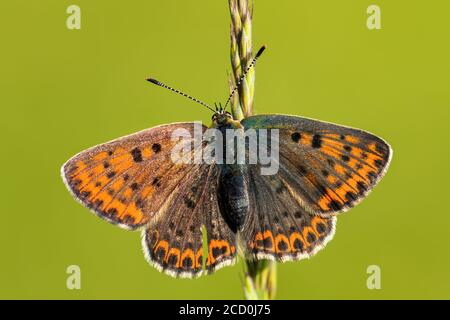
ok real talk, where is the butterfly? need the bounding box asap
[61,46,392,278]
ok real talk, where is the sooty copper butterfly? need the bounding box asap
[62,46,392,278]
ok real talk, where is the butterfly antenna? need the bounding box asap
[146,78,215,112]
[223,45,266,111]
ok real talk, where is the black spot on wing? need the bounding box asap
[277,239,288,251]
[107,171,116,178]
[357,182,367,194]
[185,198,195,209]
[80,191,91,198]
[263,237,273,249]
[212,247,222,258]
[329,200,343,211]
[316,222,326,234]
[345,191,357,202]
[312,134,322,148]
[155,247,166,260]
[123,215,135,224]
[152,143,161,153]
[130,182,139,191]
[182,257,193,268]
[131,148,143,162]
[167,254,178,267]
[293,239,304,250]
[291,132,301,143]
[307,232,316,243]
[136,198,144,209]
[152,177,161,187]
[94,199,104,207]
[107,207,118,216]
[374,159,383,168]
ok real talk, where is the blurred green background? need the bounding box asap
[1,0,449,299]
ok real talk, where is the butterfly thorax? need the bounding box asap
[212,111,249,232]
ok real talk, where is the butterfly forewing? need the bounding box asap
[62,123,205,229]
[241,114,392,216]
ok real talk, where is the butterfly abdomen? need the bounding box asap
[216,122,249,232]
[218,165,249,232]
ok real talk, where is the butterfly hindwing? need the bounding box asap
[142,164,237,278]
[242,165,336,261]
[241,114,392,216]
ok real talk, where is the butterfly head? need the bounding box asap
[212,102,233,125]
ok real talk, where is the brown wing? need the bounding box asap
[62,122,237,278]
[61,123,203,230]
[241,164,336,262]
[142,164,237,278]
[241,114,392,216]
